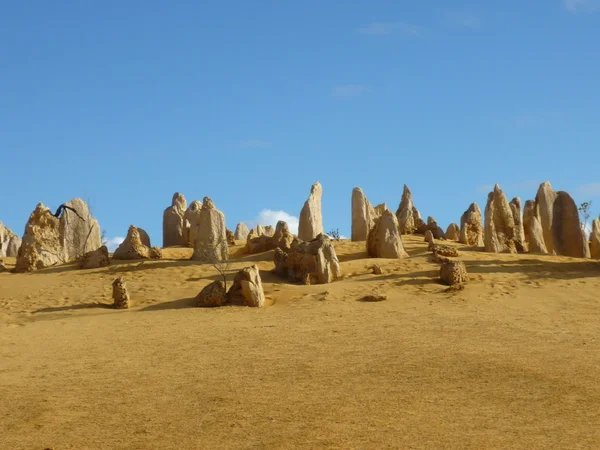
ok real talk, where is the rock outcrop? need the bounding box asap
[440,260,468,286]
[459,203,484,247]
[137,228,151,248]
[16,199,102,272]
[15,204,62,272]
[246,220,295,254]
[226,229,236,246]
[191,197,228,262]
[367,210,409,259]
[112,277,130,309]
[163,192,187,247]
[113,225,162,260]
[396,185,417,234]
[264,225,274,237]
[590,218,600,259]
[352,187,377,241]
[298,182,324,241]
[59,198,102,262]
[534,182,588,257]
[0,222,21,257]
[274,234,341,285]
[79,246,110,269]
[445,223,460,241]
[509,197,527,252]
[424,230,434,245]
[427,217,446,240]
[234,223,249,240]
[183,200,203,247]
[484,185,518,253]
[196,280,227,307]
[257,224,265,236]
[227,265,265,307]
[523,200,548,254]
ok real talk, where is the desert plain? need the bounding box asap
[2,235,599,449]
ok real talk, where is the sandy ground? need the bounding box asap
[1,236,600,449]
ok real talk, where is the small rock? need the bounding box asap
[424,230,434,245]
[369,264,383,275]
[227,265,265,307]
[429,244,459,257]
[79,246,110,269]
[112,277,130,309]
[440,260,468,287]
[361,294,387,302]
[196,280,227,307]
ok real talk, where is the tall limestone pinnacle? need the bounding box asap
[298,182,324,241]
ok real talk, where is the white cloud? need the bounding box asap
[240,139,272,149]
[476,181,540,194]
[564,0,600,12]
[331,84,370,98]
[357,22,424,36]
[440,10,482,28]
[250,210,300,235]
[578,183,600,197]
[104,237,124,253]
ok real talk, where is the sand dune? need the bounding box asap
[2,236,600,449]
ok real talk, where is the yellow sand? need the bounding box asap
[1,236,600,449]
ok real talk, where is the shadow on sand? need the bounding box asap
[33,302,113,314]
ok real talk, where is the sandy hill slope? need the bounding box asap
[1,236,600,449]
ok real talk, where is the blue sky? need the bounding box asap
[1,0,599,249]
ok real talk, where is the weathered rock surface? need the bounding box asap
[264,226,274,237]
[227,265,265,307]
[196,280,227,307]
[274,234,341,285]
[459,203,484,247]
[367,210,409,259]
[445,223,460,241]
[590,218,600,259]
[257,224,265,236]
[430,243,459,258]
[183,200,202,247]
[137,228,151,248]
[440,260,468,286]
[226,229,236,246]
[246,220,294,254]
[234,222,249,240]
[16,199,101,272]
[535,182,588,257]
[352,187,377,241]
[113,225,162,260]
[112,277,130,309]
[509,197,527,252]
[79,246,110,269]
[523,200,548,254]
[298,182,324,241]
[191,197,228,262]
[424,230,434,245]
[535,181,558,254]
[484,185,518,253]
[0,222,21,257]
[396,185,417,234]
[15,203,62,272]
[59,198,102,262]
[427,217,446,240]
[163,192,187,247]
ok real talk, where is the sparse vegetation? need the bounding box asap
[327,228,341,241]
[579,201,593,232]
[193,239,231,291]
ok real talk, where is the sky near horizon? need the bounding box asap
[1,0,599,250]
